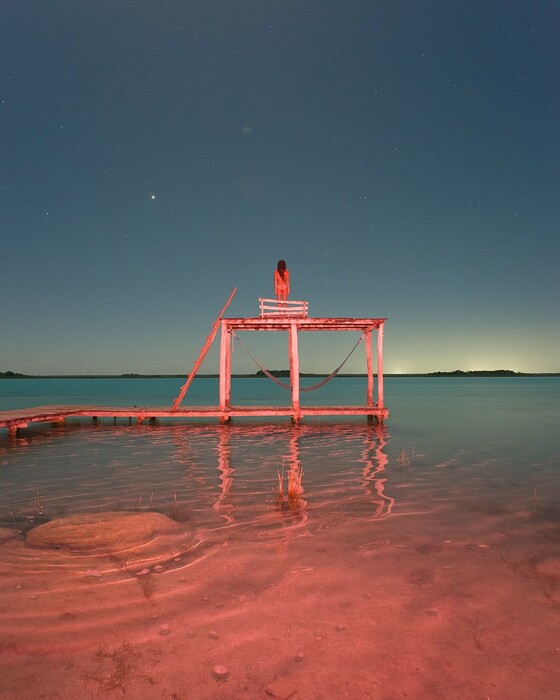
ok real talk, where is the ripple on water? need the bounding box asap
[0,512,212,653]
[0,423,396,651]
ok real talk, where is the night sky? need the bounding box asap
[2,1,559,375]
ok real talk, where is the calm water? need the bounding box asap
[1,377,559,698]
[1,376,558,519]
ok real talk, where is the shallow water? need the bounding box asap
[0,377,559,698]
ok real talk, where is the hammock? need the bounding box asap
[232,332,363,392]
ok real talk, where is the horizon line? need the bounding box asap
[1,370,559,379]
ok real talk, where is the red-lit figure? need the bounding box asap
[274,259,290,303]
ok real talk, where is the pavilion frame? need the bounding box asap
[218,315,387,423]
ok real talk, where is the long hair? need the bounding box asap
[277,259,287,280]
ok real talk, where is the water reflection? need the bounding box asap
[275,425,308,526]
[361,424,394,518]
[1,422,393,539]
[213,425,234,524]
[186,422,392,536]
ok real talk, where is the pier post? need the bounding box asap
[288,322,301,423]
[377,321,384,419]
[219,320,232,423]
[365,328,374,422]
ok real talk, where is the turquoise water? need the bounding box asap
[1,375,558,450]
[1,375,558,533]
[1,377,559,698]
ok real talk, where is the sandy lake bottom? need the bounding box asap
[0,413,559,699]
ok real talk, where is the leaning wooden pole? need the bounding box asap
[171,287,237,410]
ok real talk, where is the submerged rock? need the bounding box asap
[25,512,182,553]
[212,665,229,681]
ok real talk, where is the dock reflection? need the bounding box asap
[360,423,394,518]
[213,425,235,524]
[205,422,392,533]
[1,421,393,537]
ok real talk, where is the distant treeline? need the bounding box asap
[425,369,524,377]
[2,369,559,379]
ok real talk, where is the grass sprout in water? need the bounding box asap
[276,463,305,512]
[397,447,415,470]
[275,468,284,500]
[287,464,304,502]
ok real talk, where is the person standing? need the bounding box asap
[274,260,290,302]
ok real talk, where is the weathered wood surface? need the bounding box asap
[1,404,388,431]
[258,298,309,317]
[224,317,386,331]
[0,406,83,425]
[288,322,300,418]
[1,315,388,434]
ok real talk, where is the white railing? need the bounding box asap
[259,298,309,318]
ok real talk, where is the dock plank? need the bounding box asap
[1,404,388,431]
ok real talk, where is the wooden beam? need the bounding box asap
[1,405,389,436]
[365,329,374,409]
[223,317,386,332]
[219,321,232,422]
[172,287,237,410]
[377,321,384,411]
[288,322,301,422]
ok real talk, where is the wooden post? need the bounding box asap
[219,321,232,423]
[364,328,374,423]
[288,322,301,422]
[377,321,384,411]
[365,329,374,404]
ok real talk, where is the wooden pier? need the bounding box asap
[1,295,388,435]
[1,403,387,436]
[172,293,387,424]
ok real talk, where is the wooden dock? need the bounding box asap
[0,404,389,436]
[1,296,389,435]
[213,313,386,424]
[172,294,388,424]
